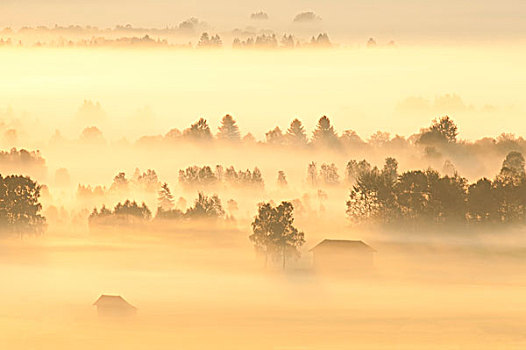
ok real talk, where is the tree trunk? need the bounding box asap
[282,245,286,270]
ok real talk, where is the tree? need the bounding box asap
[419,116,458,145]
[346,159,398,224]
[346,187,381,224]
[346,159,371,184]
[493,152,526,223]
[185,192,225,219]
[382,157,398,184]
[394,170,430,222]
[183,118,213,141]
[252,167,264,188]
[197,33,222,47]
[467,178,498,222]
[307,162,318,186]
[110,172,129,192]
[277,171,287,187]
[0,175,46,235]
[178,165,218,188]
[89,200,152,226]
[249,201,305,269]
[113,200,152,220]
[430,116,458,143]
[312,116,339,147]
[368,131,391,148]
[136,169,160,192]
[427,173,467,224]
[265,127,285,145]
[319,163,340,185]
[500,151,525,179]
[158,183,174,211]
[217,114,241,141]
[395,169,467,225]
[286,119,307,145]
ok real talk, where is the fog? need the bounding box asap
[2,27,526,349]
[2,0,526,43]
[1,46,526,142]
[3,224,526,349]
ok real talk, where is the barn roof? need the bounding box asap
[310,239,376,252]
[93,295,136,309]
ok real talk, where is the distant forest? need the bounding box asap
[0,23,335,49]
[5,114,526,236]
[131,114,526,161]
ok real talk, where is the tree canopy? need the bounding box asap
[0,174,46,235]
[249,201,305,268]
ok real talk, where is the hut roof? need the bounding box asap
[93,295,136,309]
[310,239,376,252]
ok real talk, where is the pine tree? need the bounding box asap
[217,114,241,141]
[158,183,174,211]
[312,116,339,147]
[286,118,308,145]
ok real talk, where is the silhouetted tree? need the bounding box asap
[431,116,458,143]
[222,166,264,188]
[0,175,45,235]
[89,200,151,225]
[500,151,525,179]
[345,159,371,184]
[383,157,398,184]
[266,127,285,145]
[249,201,305,269]
[185,192,225,219]
[110,172,129,192]
[312,116,339,147]
[286,118,308,145]
[197,33,222,47]
[419,116,458,145]
[346,159,398,224]
[320,163,340,185]
[135,169,159,192]
[183,118,213,141]
[493,152,526,222]
[467,178,498,222]
[311,33,331,47]
[158,182,174,211]
[179,165,218,188]
[217,114,241,141]
[114,200,152,220]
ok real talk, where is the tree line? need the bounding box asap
[346,151,526,227]
[136,114,521,154]
[89,188,227,226]
[89,184,306,269]
[179,165,264,189]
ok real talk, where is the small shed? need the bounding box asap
[310,239,376,271]
[93,295,137,317]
